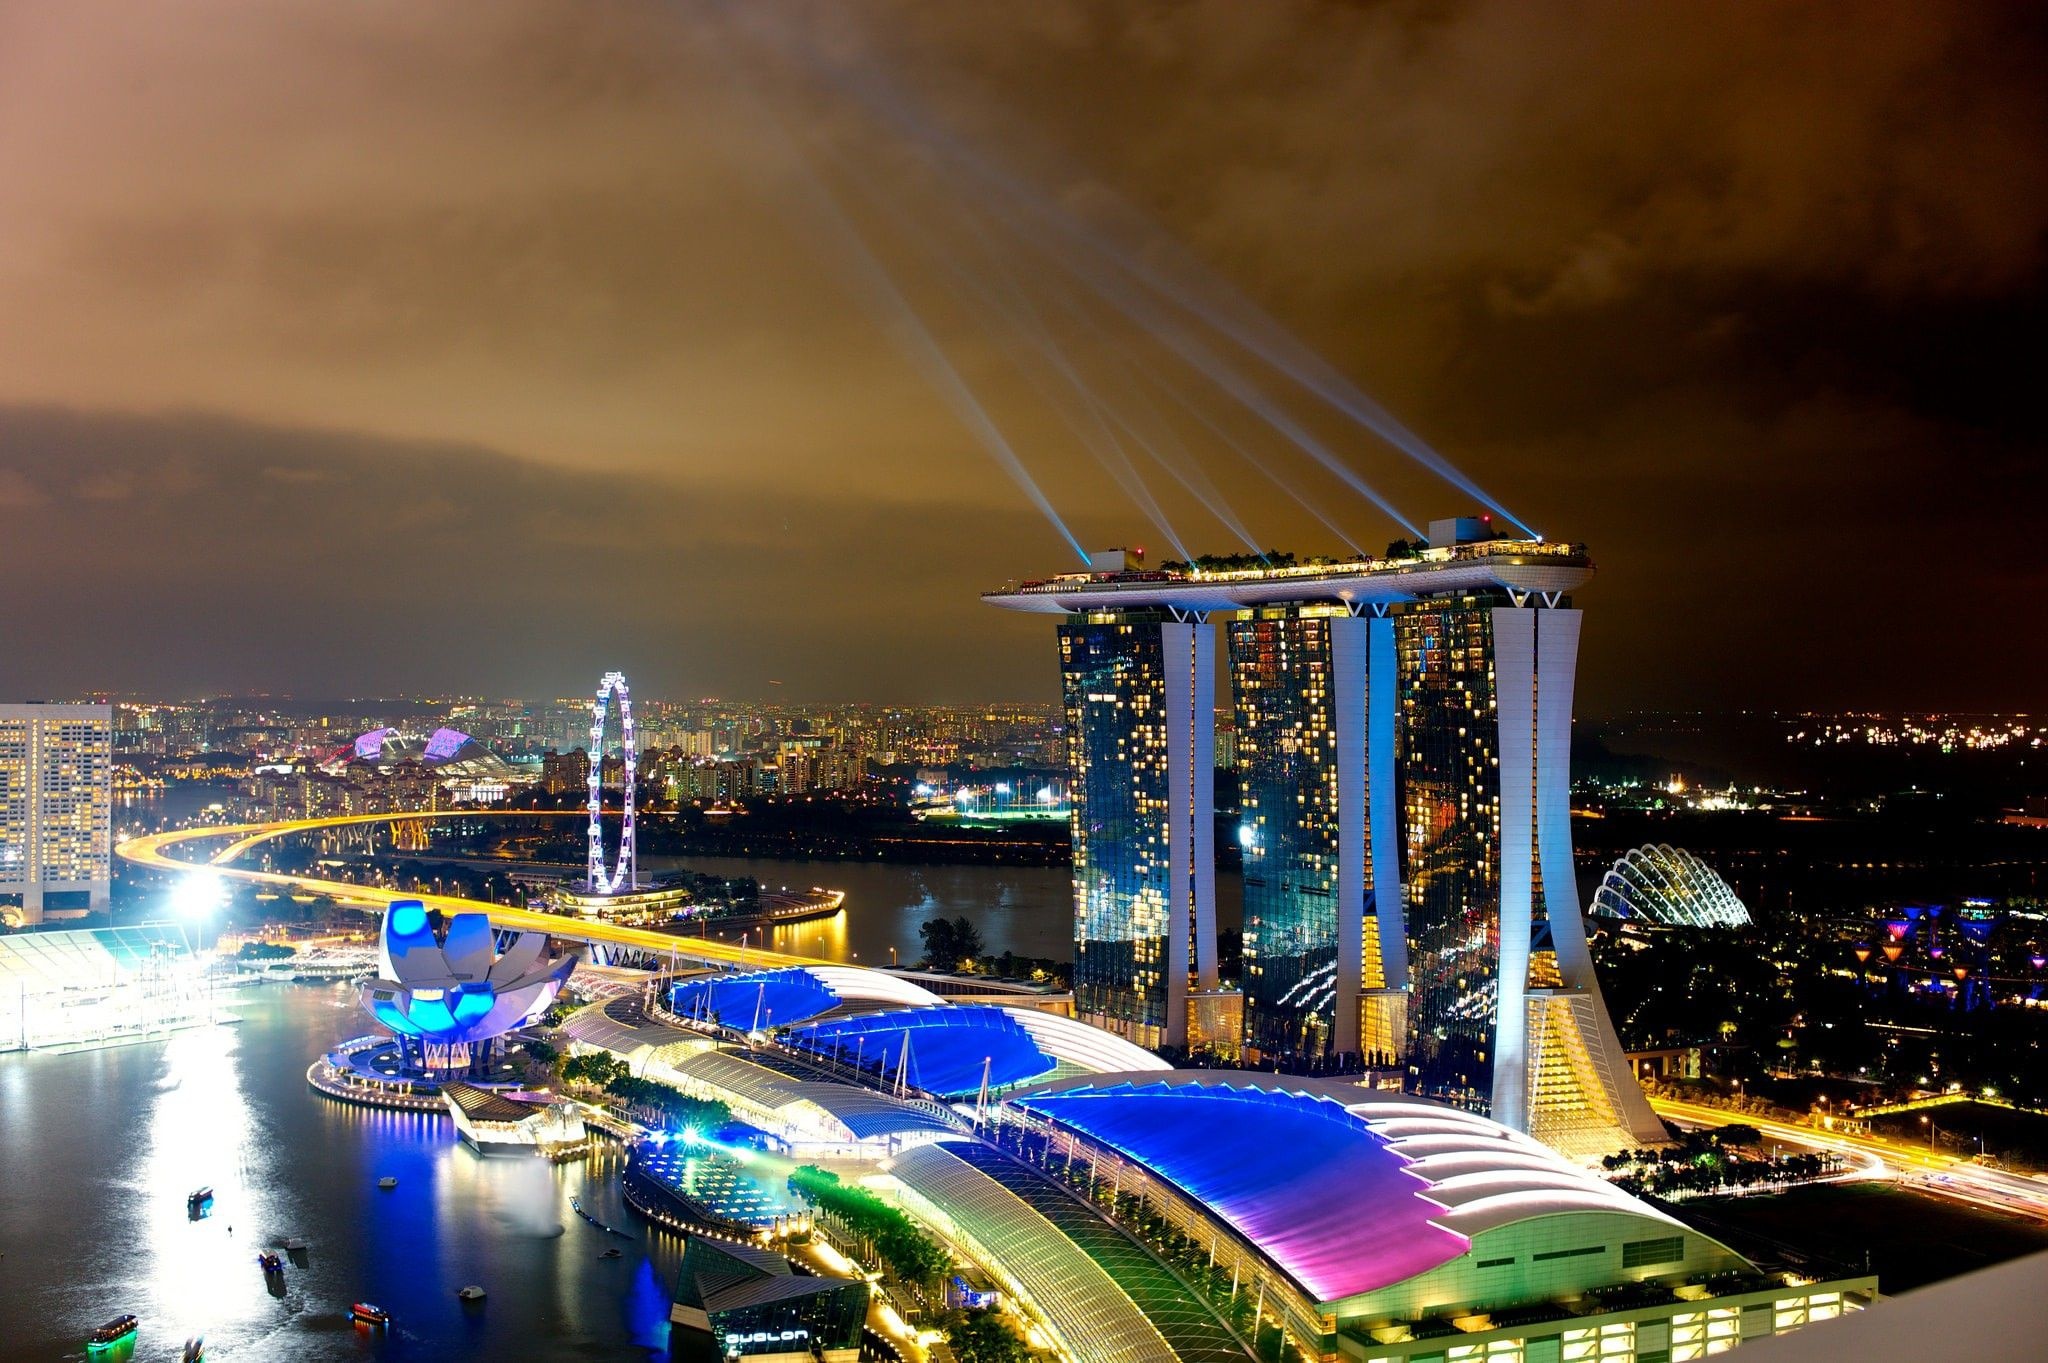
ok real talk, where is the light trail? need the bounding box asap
[1648,1095,2048,1222]
[712,9,1090,568]
[118,813,825,971]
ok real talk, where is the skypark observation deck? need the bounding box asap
[983,536,1591,615]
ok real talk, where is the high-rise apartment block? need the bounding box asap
[1,703,115,925]
[989,523,1665,1155]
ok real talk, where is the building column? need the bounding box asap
[1367,615,1406,990]
[1491,607,1538,1132]
[1162,619,1217,1048]
[1533,609,1667,1142]
[1331,616,1369,1056]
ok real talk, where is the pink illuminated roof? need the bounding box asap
[1015,1082,1470,1302]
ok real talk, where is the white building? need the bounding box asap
[1,703,114,926]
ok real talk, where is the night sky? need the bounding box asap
[1,1,2041,713]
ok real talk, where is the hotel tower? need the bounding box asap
[0,702,114,926]
[988,520,1666,1156]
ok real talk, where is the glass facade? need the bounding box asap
[1058,614,1179,1045]
[1395,600,1502,1110]
[1230,610,1343,1063]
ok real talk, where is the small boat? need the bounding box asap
[456,1285,487,1302]
[377,1176,398,1190]
[187,1186,213,1206]
[182,1336,206,1362]
[257,1251,283,1275]
[283,1237,308,1251]
[350,1302,390,1327]
[598,1247,623,1260]
[87,1315,139,1348]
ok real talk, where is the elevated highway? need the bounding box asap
[117,811,822,971]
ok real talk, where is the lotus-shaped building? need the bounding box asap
[359,901,573,1066]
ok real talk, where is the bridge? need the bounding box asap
[116,810,823,971]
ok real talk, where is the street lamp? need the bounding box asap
[1921,1113,1937,1157]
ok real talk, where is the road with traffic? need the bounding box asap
[117,811,823,971]
[1649,1094,2048,1222]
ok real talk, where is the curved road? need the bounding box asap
[117,811,824,971]
[1648,1094,2048,1221]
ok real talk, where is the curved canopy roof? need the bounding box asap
[668,1050,954,1142]
[803,965,950,1009]
[886,1142,1177,1363]
[998,1008,1172,1075]
[671,967,840,1030]
[1009,1072,1688,1305]
[787,1006,1056,1098]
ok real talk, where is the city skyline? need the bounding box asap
[5,7,2046,1363]
[1,2,2043,712]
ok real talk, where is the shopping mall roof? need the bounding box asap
[667,1050,955,1143]
[886,1141,1177,1363]
[1009,1072,1695,1306]
[786,1006,1057,1098]
[671,967,841,1030]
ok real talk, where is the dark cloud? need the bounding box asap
[0,1,2040,709]
[0,405,1068,702]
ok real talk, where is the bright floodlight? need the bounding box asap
[171,872,225,920]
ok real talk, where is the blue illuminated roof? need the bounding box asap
[670,968,839,1031]
[786,1006,1055,1098]
[1012,1081,1470,1303]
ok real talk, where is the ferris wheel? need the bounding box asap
[585,670,636,894]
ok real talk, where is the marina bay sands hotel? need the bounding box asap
[986,517,1665,1157]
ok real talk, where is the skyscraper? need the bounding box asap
[0,703,114,926]
[989,523,1664,1154]
[1054,572,1217,1050]
[1229,607,1385,1067]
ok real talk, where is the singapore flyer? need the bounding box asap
[585,669,637,894]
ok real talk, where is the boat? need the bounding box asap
[350,1302,390,1327]
[456,1285,487,1302]
[257,1251,283,1275]
[181,1336,206,1362]
[186,1186,213,1206]
[377,1176,398,1190]
[87,1315,139,1348]
[283,1237,308,1251]
[598,1247,622,1260]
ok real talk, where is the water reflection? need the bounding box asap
[2,988,676,1360]
[138,1022,260,1344]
